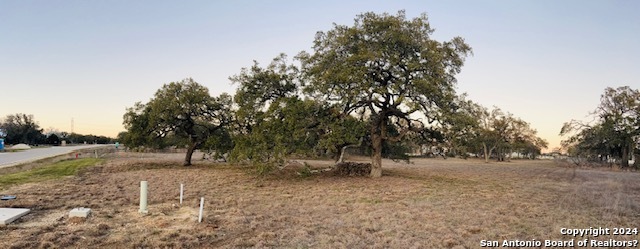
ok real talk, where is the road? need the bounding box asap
[0,145,111,168]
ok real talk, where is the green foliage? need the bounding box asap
[231,53,299,134]
[122,102,160,148]
[427,94,480,157]
[561,86,640,167]
[316,115,367,158]
[0,158,103,189]
[230,96,326,165]
[444,101,548,161]
[202,128,234,161]
[300,10,472,176]
[0,114,112,146]
[229,53,369,170]
[123,78,232,165]
[297,162,313,178]
[66,133,113,144]
[0,113,45,145]
[253,161,279,176]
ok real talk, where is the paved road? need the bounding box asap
[0,145,111,168]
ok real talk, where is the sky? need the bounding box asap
[1,0,639,151]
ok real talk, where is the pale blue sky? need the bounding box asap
[1,0,639,150]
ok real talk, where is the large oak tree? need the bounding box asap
[123,78,231,166]
[561,86,640,168]
[300,11,472,177]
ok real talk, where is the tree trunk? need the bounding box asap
[621,142,629,168]
[483,143,489,163]
[371,133,383,177]
[337,145,350,164]
[337,138,364,164]
[184,142,197,166]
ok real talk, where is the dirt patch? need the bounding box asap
[0,153,638,248]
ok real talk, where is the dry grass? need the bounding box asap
[0,152,638,248]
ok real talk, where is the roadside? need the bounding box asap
[0,145,113,170]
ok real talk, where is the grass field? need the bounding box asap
[0,152,638,248]
[0,158,104,189]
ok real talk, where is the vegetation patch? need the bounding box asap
[334,162,372,176]
[0,158,103,189]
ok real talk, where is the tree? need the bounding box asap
[59,131,69,142]
[300,11,472,177]
[229,54,369,172]
[230,53,300,135]
[437,94,482,158]
[596,86,640,168]
[230,96,331,171]
[228,54,304,169]
[460,103,547,162]
[561,86,640,168]
[317,114,367,163]
[122,102,161,148]
[201,127,234,161]
[0,113,45,145]
[123,78,232,166]
[45,133,61,145]
[474,106,506,163]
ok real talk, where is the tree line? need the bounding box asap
[120,11,554,177]
[561,86,640,168]
[0,113,114,146]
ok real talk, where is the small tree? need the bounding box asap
[474,106,506,163]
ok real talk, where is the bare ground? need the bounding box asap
[0,152,638,248]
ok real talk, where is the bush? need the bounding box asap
[297,163,313,178]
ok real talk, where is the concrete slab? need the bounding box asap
[0,208,30,225]
[69,207,91,218]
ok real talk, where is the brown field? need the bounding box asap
[0,152,639,248]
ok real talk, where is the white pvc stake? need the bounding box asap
[95,150,98,158]
[180,184,184,205]
[139,181,148,214]
[198,197,204,223]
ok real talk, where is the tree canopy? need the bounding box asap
[441,100,547,163]
[228,54,367,173]
[123,78,232,166]
[120,10,554,177]
[300,11,472,177]
[0,113,45,145]
[0,114,113,146]
[561,86,640,168]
